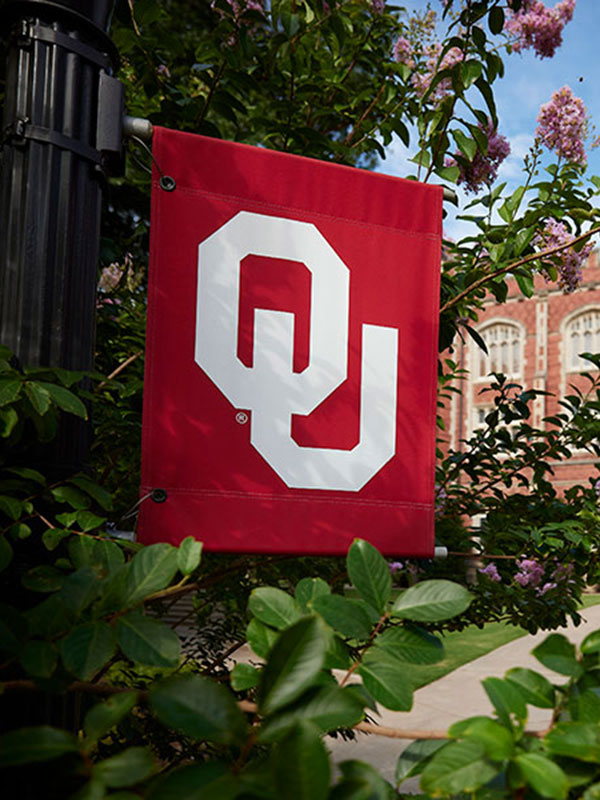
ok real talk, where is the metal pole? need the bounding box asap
[0,0,122,472]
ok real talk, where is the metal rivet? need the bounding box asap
[151,488,168,503]
[159,175,176,192]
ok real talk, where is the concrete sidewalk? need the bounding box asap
[327,604,600,789]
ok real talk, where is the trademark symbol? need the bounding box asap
[236,411,248,425]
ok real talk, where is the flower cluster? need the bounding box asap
[511,557,575,596]
[514,557,545,587]
[506,0,575,60]
[98,262,124,293]
[388,561,404,574]
[445,123,510,194]
[393,36,414,67]
[536,85,587,165]
[534,218,593,293]
[371,0,385,13]
[411,44,463,104]
[479,562,502,582]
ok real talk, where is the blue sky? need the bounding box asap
[381,0,600,237]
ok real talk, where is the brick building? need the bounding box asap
[443,251,600,491]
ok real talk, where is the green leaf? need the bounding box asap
[24,381,51,414]
[69,476,114,511]
[420,740,498,795]
[42,528,70,551]
[61,621,116,680]
[312,594,373,640]
[116,610,180,667]
[249,587,301,630]
[545,722,600,762]
[259,684,364,743]
[51,485,90,509]
[324,633,351,670]
[583,783,600,800]
[505,667,555,708]
[0,726,79,766]
[6,466,45,484]
[36,381,87,419]
[514,753,569,799]
[0,378,22,406]
[488,6,505,35]
[391,580,472,622]
[571,689,600,723]
[395,739,447,783]
[482,677,527,728]
[75,510,107,532]
[93,746,154,788]
[357,650,413,711]
[246,617,279,658]
[449,716,514,761]
[125,543,179,605]
[334,760,394,799]
[581,629,600,654]
[58,568,100,615]
[273,721,330,800]
[231,662,260,691]
[295,577,331,612]
[146,762,238,800]
[150,674,247,745]
[22,565,64,592]
[0,406,18,436]
[84,692,138,741]
[69,536,125,574]
[19,639,58,678]
[0,535,13,573]
[532,633,583,677]
[10,521,32,539]
[177,536,203,575]
[25,595,72,638]
[346,538,391,614]
[461,60,483,88]
[372,626,443,665]
[0,494,23,520]
[258,616,327,715]
[451,129,477,162]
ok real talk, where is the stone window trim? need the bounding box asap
[561,305,600,375]
[471,318,526,384]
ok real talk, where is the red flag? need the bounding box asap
[139,127,442,556]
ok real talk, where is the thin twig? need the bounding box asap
[96,351,142,392]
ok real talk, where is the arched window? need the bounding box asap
[565,310,600,372]
[473,321,523,380]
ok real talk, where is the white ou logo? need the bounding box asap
[195,211,398,492]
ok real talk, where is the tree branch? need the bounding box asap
[440,226,600,315]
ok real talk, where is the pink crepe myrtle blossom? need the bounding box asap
[98,262,124,292]
[412,44,463,104]
[388,561,404,574]
[537,581,558,596]
[536,85,587,165]
[506,0,575,60]
[446,123,510,194]
[534,218,592,293]
[514,558,545,588]
[371,0,385,13]
[595,477,600,498]
[393,37,414,67]
[479,562,501,582]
